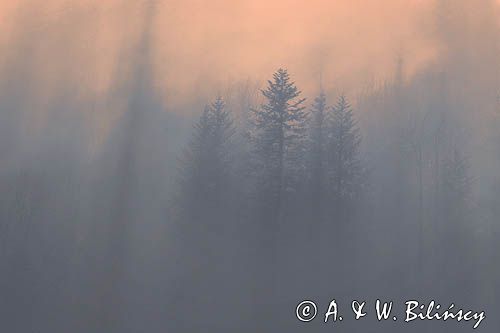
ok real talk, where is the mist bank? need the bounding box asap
[0,1,498,333]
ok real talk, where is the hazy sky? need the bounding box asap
[0,0,498,112]
[160,0,437,107]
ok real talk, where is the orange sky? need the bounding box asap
[159,0,437,107]
[0,0,498,112]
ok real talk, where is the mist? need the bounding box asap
[0,0,499,332]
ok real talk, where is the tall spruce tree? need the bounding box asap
[173,97,238,332]
[177,97,235,224]
[248,69,307,333]
[328,95,364,220]
[308,92,329,221]
[250,68,307,221]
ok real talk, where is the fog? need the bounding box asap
[0,0,499,332]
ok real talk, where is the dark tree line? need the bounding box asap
[173,69,370,332]
[175,69,369,256]
[176,97,236,225]
[172,68,483,332]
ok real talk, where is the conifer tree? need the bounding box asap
[328,95,364,219]
[250,69,307,221]
[177,97,235,223]
[308,92,329,219]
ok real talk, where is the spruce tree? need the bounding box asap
[328,95,364,219]
[248,69,307,332]
[177,97,235,223]
[308,92,329,220]
[174,97,237,331]
[250,68,307,221]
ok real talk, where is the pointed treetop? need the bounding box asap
[211,96,225,112]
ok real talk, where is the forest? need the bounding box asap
[0,0,499,332]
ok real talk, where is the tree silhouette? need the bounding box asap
[250,68,307,222]
[328,95,364,221]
